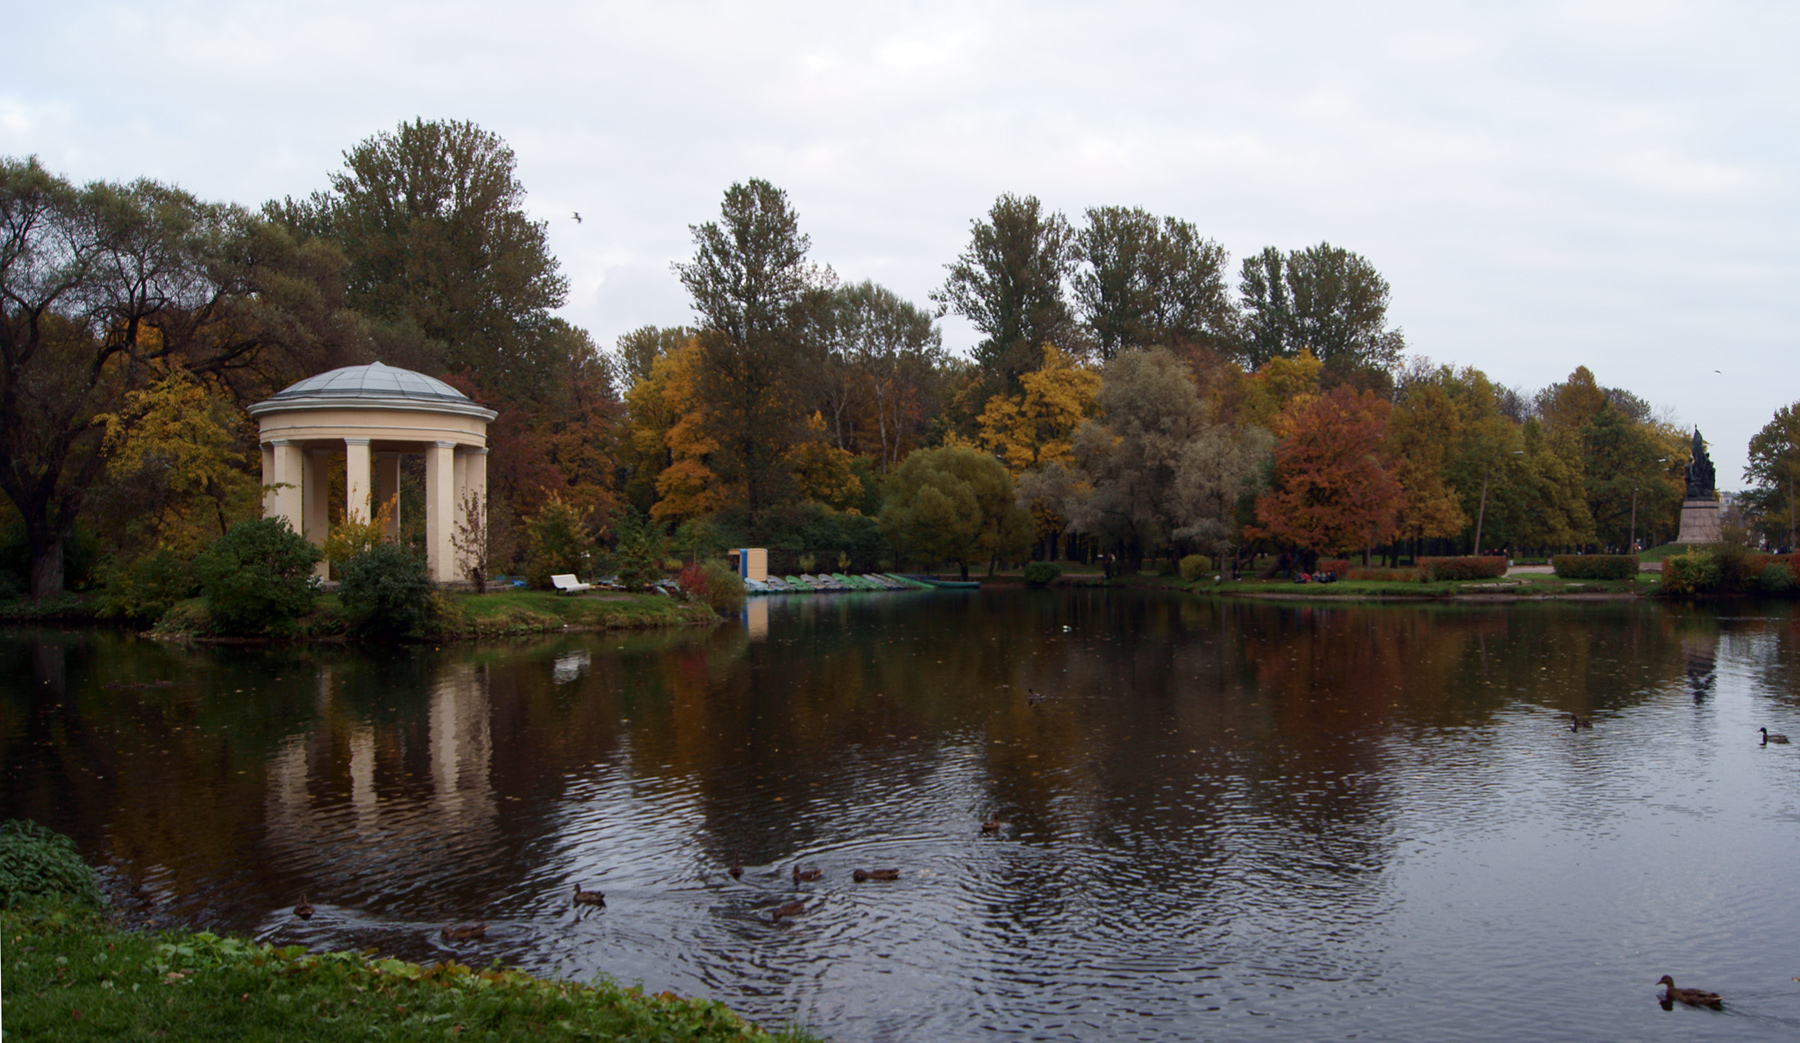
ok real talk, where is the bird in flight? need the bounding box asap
[572,211,582,223]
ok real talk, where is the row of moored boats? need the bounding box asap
[745,573,933,595]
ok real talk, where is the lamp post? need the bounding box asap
[1472,451,1525,558]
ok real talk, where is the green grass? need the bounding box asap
[1198,574,1647,599]
[3,907,817,1042]
[1635,543,1680,562]
[149,590,719,640]
[451,590,717,636]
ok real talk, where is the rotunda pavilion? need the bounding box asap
[246,362,497,583]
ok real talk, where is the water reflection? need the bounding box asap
[4,596,1799,1041]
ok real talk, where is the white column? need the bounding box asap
[303,450,330,542]
[467,447,488,542]
[425,441,457,583]
[270,440,303,535]
[345,438,373,524]
[260,443,276,516]
[376,453,402,538]
[453,448,469,521]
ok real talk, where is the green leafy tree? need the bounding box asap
[878,445,1032,580]
[268,118,570,407]
[934,193,1076,394]
[674,179,830,529]
[820,280,947,468]
[1062,348,1217,570]
[1074,207,1234,360]
[1746,402,1800,550]
[1237,242,1404,379]
[193,517,321,635]
[614,325,694,389]
[337,542,433,639]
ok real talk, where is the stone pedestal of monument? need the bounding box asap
[1675,499,1721,544]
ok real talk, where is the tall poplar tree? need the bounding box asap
[674,178,830,529]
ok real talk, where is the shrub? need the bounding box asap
[1320,558,1352,577]
[1024,561,1062,586]
[1760,562,1796,594]
[1178,555,1213,582]
[1,819,104,910]
[1348,567,1425,582]
[701,560,745,611]
[1661,550,1722,595]
[95,549,198,623]
[337,542,433,639]
[1421,556,1508,581]
[194,518,321,635]
[610,510,666,590]
[524,496,591,589]
[1551,554,1640,581]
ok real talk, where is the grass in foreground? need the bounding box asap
[451,589,718,636]
[3,907,816,1042]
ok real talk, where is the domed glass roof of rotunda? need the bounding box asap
[247,362,496,420]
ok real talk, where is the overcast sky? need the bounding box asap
[6,0,1794,484]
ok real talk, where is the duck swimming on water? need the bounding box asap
[572,884,605,907]
[1760,727,1790,745]
[1655,975,1722,1008]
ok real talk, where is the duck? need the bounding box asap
[981,815,1002,834]
[770,900,806,923]
[441,923,487,942]
[1568,712,1593,731]
[572,884,606,907]
[853,868,900,882]
[1655,975,1721,1008]
[293,896,314,920]
[1027,688,1050,706]
[728,855,743,880]
[1760,727,1790,745]
[792,865,822,883]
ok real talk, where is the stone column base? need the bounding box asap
[1674,499,1721,544]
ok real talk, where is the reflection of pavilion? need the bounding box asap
[265,661,495,863]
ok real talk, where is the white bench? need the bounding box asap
[551,573,593,594]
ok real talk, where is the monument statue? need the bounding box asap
[1685,428,1716,501]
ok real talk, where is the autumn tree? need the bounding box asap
[1386,361,1475,556]
[2,157,363,597]
[1251,386,1405,567]
[614,325,694,388]
[1236,242,1404,382]
[878,445,1032,580]
[674,178,830,530]
[976,345,1101,474]
[934,193,1076,394]
[1073,206,1234,360]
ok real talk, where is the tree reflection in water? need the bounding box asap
[4,595,1797,1041]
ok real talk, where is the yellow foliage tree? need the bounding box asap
[1238,350,1323,430]
[787,412,866,512]
[96,368,259,559]
[649,343,731,524]
[976,345,1100,473]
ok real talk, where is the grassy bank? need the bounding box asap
[3,908,812,1042]
[147,589,719,641]
[1,821,815,1042]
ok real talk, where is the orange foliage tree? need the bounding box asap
[1251,386,1405,566]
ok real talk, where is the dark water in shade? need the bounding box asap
[5,591,1800,1041]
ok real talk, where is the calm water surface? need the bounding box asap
[5,591,1800,1041]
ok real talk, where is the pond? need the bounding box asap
[4,591,1800,1041]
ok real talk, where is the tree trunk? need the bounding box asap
[29,535,64,601]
